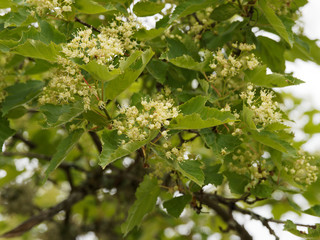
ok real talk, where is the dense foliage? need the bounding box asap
[1,0,320,239]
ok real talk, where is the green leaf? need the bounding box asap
[0,0,13,8]
[147,59,169,84]
[0,116,15,152]
[203,164,223,186]
[169,0,219,25]
[2,80,44,116]
[134,28,165,41]
[151,145,204,186]
[163,194,192,218]
[284,220,320,239]
[200,128,241,159]
[40,101,84,128]
[177,160,204,186]
[74,0,108,14]
[251,183,273,198]
[11,40,61,62]
[169,95,236,129]
[242,105,256,130]
[224,171,250,194]
[169,109,236,129]
[258,0,292,47]
[244,65,304,88]
[133,2,165,17]
[122,175,160,236]
[250,130,296,154]
[211,3,239,21]
[83,111,109,127]
[44,129,84,181]
[255,36,285,73]
[99,130,158,168]
[168,54,211,72]
[304,205,320,217]
[36,16,67,45]
[104,49,154,100]
[80,61,121,82]
[179,95,208,114]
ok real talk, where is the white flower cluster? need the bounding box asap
[240,84,282,126]
[284,155,318,185]
[113,93,179,143]
[39,56,97,110]
[229,149,270,186]
[26,0,72,17]
[62,16,140,66]
[209,43,259,82]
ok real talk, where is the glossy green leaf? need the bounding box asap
[163,194,192,218]
[40,101,84,128]
[104,49,154,100]
[11,40,61,62]
[258,0,292,47]
[0,116,15,152]
[99,130,158,168]
[44,129,84,181]
[122,175,160,236]
[133,2,165,17]
[2,80,44,116]
[211,3,239,21]
[80,61,121,82]
[244,65,304,88]
[74,0,108,14]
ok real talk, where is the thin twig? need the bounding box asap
[75,17,100,33]
[88,131,102,153]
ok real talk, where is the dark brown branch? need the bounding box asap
[195,192,253,240]
[0,191,86,238]
[12,133,36,149]
[195,192,316,240]
[88,131,102,153]
[232,204,316,228]
[75,17,100,33]
[192,13,203,25]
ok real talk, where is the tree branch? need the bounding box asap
[194,192,253,240]
[12,133,36,149]
[75,17,100,33]
[0,191,86,238]
[195,192,317,240]
[88,131,102,153]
